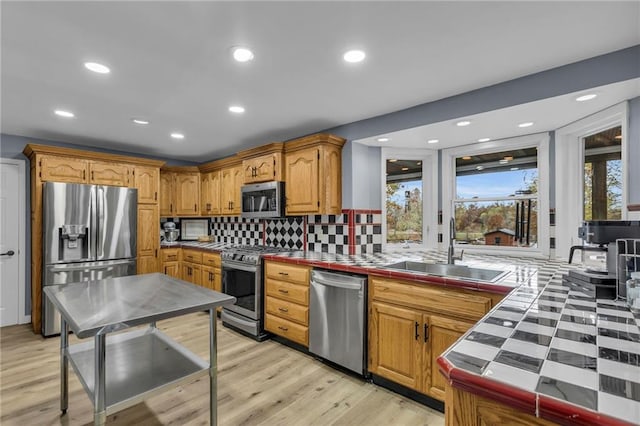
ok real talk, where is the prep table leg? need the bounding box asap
[60,318,68,414]
[94,334,106,426]
[209,308,217,426]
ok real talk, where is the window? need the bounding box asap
[381,149,438,249]
[386,159,423,245]
[583,125,622,220]
[442,133,550,255]
[454,147,539,247]
[555,103,628,259]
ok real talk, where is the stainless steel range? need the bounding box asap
[220,245,291,340]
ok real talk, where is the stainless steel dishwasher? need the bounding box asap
[309,269,367,375]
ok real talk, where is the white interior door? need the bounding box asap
[0,160,25,326]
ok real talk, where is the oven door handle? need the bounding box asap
[222,261,257,273]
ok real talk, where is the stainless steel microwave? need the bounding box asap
[241,181,285,218]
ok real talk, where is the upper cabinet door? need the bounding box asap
[230,166,243,215]
[243,153,281,183]
[89,161,130,187]
[40,156,88,183]
[174,172,200,216]
[201,171,222,216]
[133,166,159,204]
[220,165,242,215]
[159,172,174,216]
[285,148,319,214]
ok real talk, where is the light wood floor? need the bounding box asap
[1,312,444,425]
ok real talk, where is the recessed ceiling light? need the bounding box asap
[575,93,597,102]
[503,156,513,161]
[132,118,149,125]
[427,139,439,144]
[615,135,622,140]
[377,137,390,142]
[388,159,397,163]
[518,122,534,128]
[417,161,422,166]
[232,47,254,62]
[456,120,471,127]
[343,50,366,63]
[229,105,245,113]
[401,167,409,171]
[510,167,519,171]
[84,62,110,74]
[476,166,484,170]
[170,133,185,140]
[499,159,509,164]
[54,109,74,118]
[478,137,491,142]
[462,156,472,160]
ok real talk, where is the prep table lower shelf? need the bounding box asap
[67,327,209,416]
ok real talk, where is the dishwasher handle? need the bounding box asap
[311,274,363,290]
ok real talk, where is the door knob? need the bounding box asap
[0,250,15,256]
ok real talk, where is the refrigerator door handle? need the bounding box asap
[96,186,105,259]
[89,185,97,260]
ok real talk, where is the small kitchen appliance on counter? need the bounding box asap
[566,220,640,299]
[163,222,180,242]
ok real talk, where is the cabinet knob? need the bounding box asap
[424,323,429,342]
[278,289,289,294]
[278,326,288,331]
[415,322,419,340]
[278,307,288,313]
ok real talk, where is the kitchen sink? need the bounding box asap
[382,261,509,283]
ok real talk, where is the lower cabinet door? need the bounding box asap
[369,301,423,391]
[424,314,473,400]
[163,262,180,279]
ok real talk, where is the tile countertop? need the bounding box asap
[161,244,640,424]
[264,250,640,426]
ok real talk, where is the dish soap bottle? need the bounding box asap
[627,272,640,313]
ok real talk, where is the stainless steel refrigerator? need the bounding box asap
[42,182,137,336]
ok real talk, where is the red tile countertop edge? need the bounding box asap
[437,356,537,415]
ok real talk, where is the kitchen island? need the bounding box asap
[44,273,236,426]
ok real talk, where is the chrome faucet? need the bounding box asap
[447,218,463,264]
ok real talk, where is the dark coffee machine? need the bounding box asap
[566,220,640,299]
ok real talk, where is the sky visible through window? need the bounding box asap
[457,169,537,199]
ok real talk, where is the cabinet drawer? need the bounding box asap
[161,248,180,262]
[182,249,203,264]
[370,276,491,321]
[265,314,308,347]
[202,252,221,268]
[265,262,310,286]
[265,279,309,305]
[265,296,308,326]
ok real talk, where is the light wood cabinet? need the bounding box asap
[160,167,200,216]
[264,260,311,346]
[89,161,131,187]
[24,144,164,334]
[182,262,202,286]
[137,204,160,274]
[40,156,88,183]
[239,142,284,184]
[134,166,159,204]
[201,265,221,291]
[284,133,345,215]
[368,275,499,402]
[201,171,221,215]
[220,165,243,215]
[161,248,180,279]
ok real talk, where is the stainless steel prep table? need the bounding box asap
[44,272,236,426]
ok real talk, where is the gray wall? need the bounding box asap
[328,45,640,209]
[629,97,640,205]
[0,133,198,316]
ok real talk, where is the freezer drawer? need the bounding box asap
[309,270,367,375]
[42,259,136,336]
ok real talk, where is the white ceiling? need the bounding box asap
[357,78,640,149]
[2,1,639,161]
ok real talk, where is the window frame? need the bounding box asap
[441,133,550,257]
[380,147,438,250]
[555,102,628,261]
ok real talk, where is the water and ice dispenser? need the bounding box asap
[58,224,88,261]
